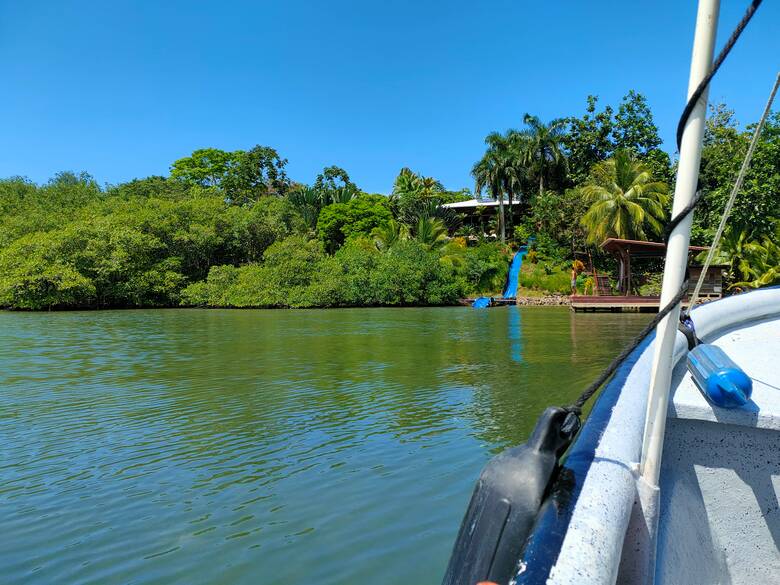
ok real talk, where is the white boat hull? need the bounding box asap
[515,288,780,584]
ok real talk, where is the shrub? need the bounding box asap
[518,261,571,294]
[316,195,392,253]
[371,240,462,305]
[461,243,509,295]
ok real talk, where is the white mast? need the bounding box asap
[640,0,721,485]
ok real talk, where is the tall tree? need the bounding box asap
[516,114,567,197]
[612,90,671,183]
[472,133,522,242]
[563,95,615,185]
[695,107,780,242]
[170,148,237,187]
[222,146,290,205]
[564,92,671,186]
[390,168,459,231]
[580,149,669,244]
[314,165,357,195]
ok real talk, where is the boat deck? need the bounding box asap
[657,312,780,583]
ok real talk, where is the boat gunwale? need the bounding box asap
[514,286,780,583]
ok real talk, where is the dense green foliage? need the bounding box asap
[182,238,465,308]
[0,180,305,309]
[0,158,505,309]
[3,92,778,309]
[316,195,392,253]
[518,262,572,295]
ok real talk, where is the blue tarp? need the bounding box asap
[472,297,491,309]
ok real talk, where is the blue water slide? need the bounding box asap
[472,245,528,308]
[501,246,528,299]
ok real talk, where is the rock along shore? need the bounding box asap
[515,294,571,306]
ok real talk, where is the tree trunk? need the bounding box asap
[497,194,506,243]
[507,191,513,239]
[539,173,544,198]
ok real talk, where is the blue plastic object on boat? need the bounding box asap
[686,343,752,408]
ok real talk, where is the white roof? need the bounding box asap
[441,198,514,209]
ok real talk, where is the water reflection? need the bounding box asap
[508,306,523,364]
[0,307,649,585]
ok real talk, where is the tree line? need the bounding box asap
[0,91,777,310]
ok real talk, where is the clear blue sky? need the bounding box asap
[1,0,777,194]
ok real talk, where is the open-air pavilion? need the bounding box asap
[571,238,724,312]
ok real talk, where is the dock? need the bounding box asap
[460,297,518,307]
[571,295,662,312]
[570,295,702,312]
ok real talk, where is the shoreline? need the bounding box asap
[2,297,576,312]
[515,294,571,306]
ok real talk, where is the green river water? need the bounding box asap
[1,307,649,584]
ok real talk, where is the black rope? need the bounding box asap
[566,0,763,416]
[675,0,763,150]
[568,282,688,413]
[663,190,702,244]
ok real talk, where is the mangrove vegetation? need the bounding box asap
[1,92,778,310]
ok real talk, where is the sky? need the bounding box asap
[1,0,778,194]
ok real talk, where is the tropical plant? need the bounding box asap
[221,145,290,205]
[414,217,448,249]
[704,225,753,282]
[472,132,523,242]
[313,165,357,194]
[462,243,509,294]
[580,149,669,244]
[397,198,461,232]
[721,224,780,289]
[316,195,393,253]
[438,236,468,270]
[325,186,357,205]
[516,114,567,197]
[170,148,238,188]
[372,219,409,250]
[288,185,323,229]
[390,168,451,227]
[392,168,444,199]
[733,237,780,289]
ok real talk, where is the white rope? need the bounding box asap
[689,72,780,310]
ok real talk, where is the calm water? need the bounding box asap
[1,307,649,584]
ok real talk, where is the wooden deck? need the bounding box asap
[571,295,667,312]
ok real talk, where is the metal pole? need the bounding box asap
[640,0,720,485]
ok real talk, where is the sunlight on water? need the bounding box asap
[0,307,649,584]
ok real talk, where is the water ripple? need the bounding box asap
[0,307,648,584]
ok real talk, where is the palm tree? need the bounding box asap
[472,153,505,242]
[372,220,409,250]
[287,185,323,230]
[516,114,567,197]
[580,149,669,244]
[414,217,448,249]
[325,186,356,205]
[472,133,523,242]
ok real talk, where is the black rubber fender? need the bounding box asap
[441,407,579,585]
